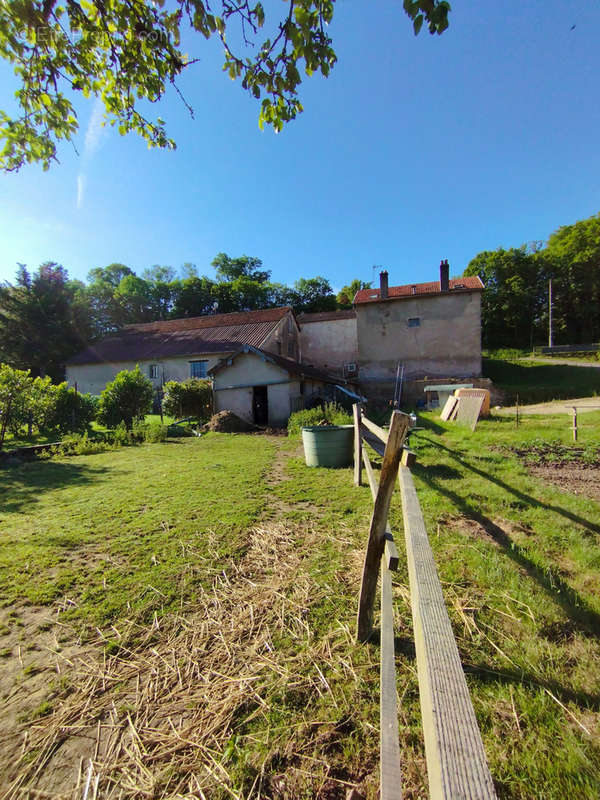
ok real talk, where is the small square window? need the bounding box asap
[149,364,159,379]
[407,317,421,328]
[190,360,208,378]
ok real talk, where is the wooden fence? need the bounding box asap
[353,406,497,800]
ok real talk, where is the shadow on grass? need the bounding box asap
[483,358,600,404]
[0,460,111,514]
[464,660,600,712]
[414,437,600,636]
[373,632,600,712]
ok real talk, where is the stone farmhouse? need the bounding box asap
[66,262,485,423]
[66,307,355,427]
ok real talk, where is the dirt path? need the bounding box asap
[497,397,600,415]
[523,356,600,368]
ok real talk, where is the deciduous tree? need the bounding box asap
[0,1,450,170]
[337,278,371,308]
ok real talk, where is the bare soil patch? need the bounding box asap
[528,464,600,501]
[0,604,98,792]
[506,443,600,501]
[497,396,600,415]
[1,522,370,799]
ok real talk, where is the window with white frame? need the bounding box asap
[149,364,160,379]
[190,360,208,378]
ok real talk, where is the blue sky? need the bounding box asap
[1,0,599,291]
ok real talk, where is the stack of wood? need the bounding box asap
[440,388,490,431]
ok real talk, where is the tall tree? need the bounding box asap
[114,274,156,324]
[543,213,600,343]
[464,247,545,349]
[171,276,217,318]
[86,263,135,335]
[0,263,92,380]
[0,2,450,171]
[337,278,371,308]
[212,254,271,285]
[292,276,337,313]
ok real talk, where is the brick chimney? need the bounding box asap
[440,259,449,292]
[380,270,389,299]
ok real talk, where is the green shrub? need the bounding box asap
[0,364,36,447]
[112,422,134,446]
[60,433,109,456]
[97,367,153,430]
[166,422,195,438]
[42,383,97,434]
[287,402,353,437]
[143,422,168,443]
[162,378,212,421]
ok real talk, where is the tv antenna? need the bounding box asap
[372,264,383,284]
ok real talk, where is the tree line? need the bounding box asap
[2,210,597,383]
[463,212,600,349]
[0,253,365,381]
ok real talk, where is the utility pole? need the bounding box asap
[548,278,553,348]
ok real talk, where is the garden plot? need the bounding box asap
[509,442,600,500]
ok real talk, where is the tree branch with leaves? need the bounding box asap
[0,0,450,170]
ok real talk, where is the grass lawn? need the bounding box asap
[1,416,599,798]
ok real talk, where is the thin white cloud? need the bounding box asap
[76,174,86,210]
[84,97,105,158]
[76,97,107,210]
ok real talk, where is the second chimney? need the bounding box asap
[440,259,449,292]
[380,270,389,300]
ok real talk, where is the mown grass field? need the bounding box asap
[0,413,599,799]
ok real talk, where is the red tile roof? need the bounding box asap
[68,308,291,365]
[354,277,484,304]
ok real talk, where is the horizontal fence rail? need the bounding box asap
[539,343,599,354]
[352,404,497,800]
[399,465,496,799]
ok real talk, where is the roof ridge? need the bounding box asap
[354,276,484,304]
[123,306,292,332]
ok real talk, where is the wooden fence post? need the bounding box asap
[572,407,578,442]
[353,403,362,487]
[380,556,403,800]
[362,447,399,571]
[357,411,409,642]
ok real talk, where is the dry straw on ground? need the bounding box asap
[3,524,370,800]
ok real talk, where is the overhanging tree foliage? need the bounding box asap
[0,1,451,170]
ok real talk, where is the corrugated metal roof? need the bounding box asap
[297,310,356,323]
[354,276,484,304]
[208,345,345,385]
[123,306,291,333]
[68,308,290,365]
